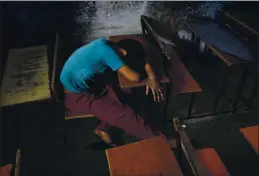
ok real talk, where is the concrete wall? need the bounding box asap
[74,1,229,43]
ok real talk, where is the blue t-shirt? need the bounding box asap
[60,38,125,93]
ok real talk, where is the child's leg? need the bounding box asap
[89,86,158,140]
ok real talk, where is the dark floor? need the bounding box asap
[1,2,259,176]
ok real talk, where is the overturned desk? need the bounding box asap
[0,34,59,107]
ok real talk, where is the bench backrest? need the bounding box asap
[141,16,202,94]
[220,12,259,50]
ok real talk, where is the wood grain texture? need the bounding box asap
[51,33,60,102]
[109,34,169,88]
[197,148,229,176]
[240,125,259,154]
[164,45,202,94]
[106,136,183,176]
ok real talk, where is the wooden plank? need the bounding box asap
[106,136,183,176]
[0,45,50,106]
[197,148,229,176]
[240,125,259,154]
[50,33,60,102]
[109,34,169,88]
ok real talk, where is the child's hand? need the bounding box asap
[146,78,164,102]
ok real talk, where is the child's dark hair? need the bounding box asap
[106,39,146,75]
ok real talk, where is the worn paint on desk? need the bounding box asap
[0,45,50,106]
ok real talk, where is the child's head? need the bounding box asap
[107,39,146,74]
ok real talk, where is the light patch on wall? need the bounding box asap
[75,1,173,43]
[75,1,230,43]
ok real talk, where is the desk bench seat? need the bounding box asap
[106,136,183,176]
[197,148,229,176]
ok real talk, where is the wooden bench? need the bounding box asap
[173,118,230,176]
[106,136,183,176]
[240,125,259,154]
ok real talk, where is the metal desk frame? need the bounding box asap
[188,23,256,118]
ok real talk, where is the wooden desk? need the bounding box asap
[173,118,229,176]
[187,21,256,114]
[106,136,183,176]
[141,15,202,118]
[0,45,50,107]
[187,21,256,66]
[108,34,169,88]
[240,125,259,154]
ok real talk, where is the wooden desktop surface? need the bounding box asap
[106,136,183,176]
